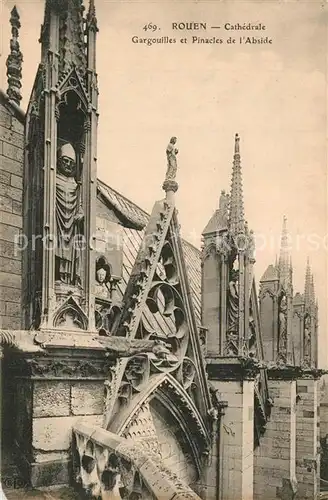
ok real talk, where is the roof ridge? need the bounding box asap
[97,178,150,218]
[97,178,201,255]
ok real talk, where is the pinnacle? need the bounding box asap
[229,133,245,237]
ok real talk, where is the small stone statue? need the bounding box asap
[303,315,311,362]
[227,268,239,333]
[165,137,178,182]
[95,257,112,299]
[55,142,84,285]
[278,295,287,358]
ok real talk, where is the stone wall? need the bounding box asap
[13,366,106,487]
[254,379,297,500]
[295,378,320,499]
[0,96,24,330]
[213,379,254,500]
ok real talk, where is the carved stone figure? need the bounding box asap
[278,295,287,358]
[304,315,311,362]
[95,257,112,299]
[227,269,239,333]
[165,137,178,181]
[55,142,83,285]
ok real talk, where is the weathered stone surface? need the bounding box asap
[0,314,21,329]
[10,117,24,135]
[11,174,22,189]
[0,223,21,243]
[2,142,24,162]
[0,271,21,288]
[71,381,104,415]
[0,155,23,176]
[1,211,22,228]
[0,126,24,148]
[0,256,21,274]
[12,199,22,215]
[0,195,12,213]
[0,285,21,302]
[33,381,71,418]
[33,414,103,451]
[0,183,22,202]
[0,110,12,128]
[0,170,11,185]
[5,301,21,316]
[30,459,70,488]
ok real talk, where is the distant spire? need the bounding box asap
[229,133,245,237]
[6,6,23,106]
[87,0,98,30]
[304,257,312,308]
[278,215,290,286]
[289,255,293,280]
[310,273,315,305]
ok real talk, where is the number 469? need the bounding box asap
[143,23,158,32]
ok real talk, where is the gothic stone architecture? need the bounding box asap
[0,2,326,499]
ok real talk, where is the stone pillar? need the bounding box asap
[7,345,111,488]
[295,373,321,499]
[207,358,256,500]
[254,367,298,500]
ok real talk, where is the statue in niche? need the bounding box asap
[95,257,112,300]
[278,294,287,358]
[227,268,239,334]
[303,315,311,362]
[165,137,178,181]
[55,141,84,285]
[248,309,257,355]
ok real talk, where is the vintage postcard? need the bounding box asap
[0,0,327,499]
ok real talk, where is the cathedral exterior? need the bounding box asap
[0,1,327,499]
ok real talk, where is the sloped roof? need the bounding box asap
[260,264,278,282]
[0,91,201,326]
[98,179,202,325]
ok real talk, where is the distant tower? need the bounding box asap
[202,134,255,357]
[22,0,99,331]
[259,216,294,364]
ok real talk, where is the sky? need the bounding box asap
[1,0,327,366]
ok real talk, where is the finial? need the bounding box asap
[234,133,240,154]
[87,0,98,31]
[6,6,23,106]
[163,136,179,201]
[229,133,245,238]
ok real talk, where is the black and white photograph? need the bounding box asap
[0,0,327,498]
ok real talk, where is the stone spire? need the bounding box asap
[6,6,23,106]
[86,0,98,30]
[229,133,245,237]
[304,257,312,308]
[278,215,290,287]
[40,0,87,75]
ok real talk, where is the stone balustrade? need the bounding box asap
[73,421,202,500]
